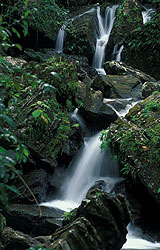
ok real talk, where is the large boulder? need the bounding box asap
[122,11,160,79]
[8,169,50,204]
[103,61,156,83]
[49,189,130,250]
[107,74,142,99]
[4,227,40,250]
[77,81,118,128]
[3,204,64,237]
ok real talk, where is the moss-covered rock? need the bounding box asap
[101,92,160,205]
[64,6,97,58]
[0,213,6,250]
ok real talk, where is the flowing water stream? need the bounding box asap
[92,5,119,72]
[112,44,124,62]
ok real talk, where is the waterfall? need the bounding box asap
[112,44,124,62]
[55,8,95,53]
[142,6,155,24]
[62,132,119,204]
[42,132,120,211]
[55,25,66,53]
[92,5,119,71]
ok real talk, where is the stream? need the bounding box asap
[42,4,160,250]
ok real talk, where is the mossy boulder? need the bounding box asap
[112,0,142,44]
[122,12,160,79]
[64,6,97,59]
[103,93,160,205]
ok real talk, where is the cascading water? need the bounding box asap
[112,44,124,62]
[122,224,160,250]
[92,5,119,72]
[104,98,141,118]
[42,131,120,211]
[55,25,66,53]
[55,8,95,53]
[142,6,155,24]
[62,132,119,204]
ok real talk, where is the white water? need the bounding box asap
[142,6,155,24]
[104,98,140,118]
[55,8,95,53]
[42,132,119,211]
[122,224,160,250]
[112,44,124,62]
[55,25,66,53]
[92,5,119,70]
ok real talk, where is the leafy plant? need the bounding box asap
[63,211,74,221]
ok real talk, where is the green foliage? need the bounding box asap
[114,0,141,36]
[4,0,68,40]
[100,130,110,151]
[65,28,88,55]
[24,57,79,107]
[63,211,74,221]
[124,13,160,67]
[0,98,29,211]
[96,191,102,197]
[0,1,29,53]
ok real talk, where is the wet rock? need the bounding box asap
[108,74,142,99]
[92,74,112,98]
[103,61,156,83]
[4,227,40,250]
[77,81,103,113]
[77,81,118,128]
[9,169,50,204]
[49,189,130,250]
[3,204,64,237]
